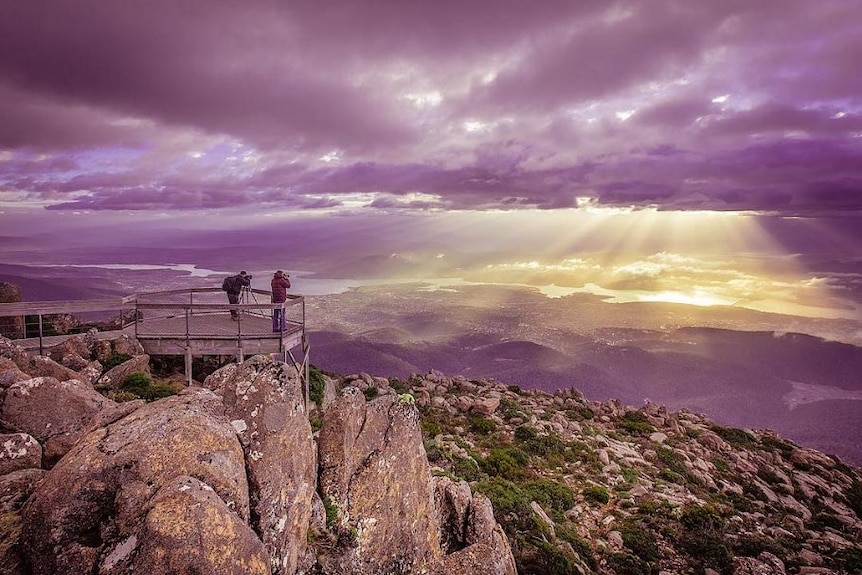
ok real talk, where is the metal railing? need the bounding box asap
[130,287,305,340]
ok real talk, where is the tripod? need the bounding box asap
[239,285,258,305]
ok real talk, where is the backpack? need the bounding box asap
[222,276,239,292]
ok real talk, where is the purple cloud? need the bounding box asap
[0,0,860,218]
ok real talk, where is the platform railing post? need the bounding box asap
[38,313,44,355]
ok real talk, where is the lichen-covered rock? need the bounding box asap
[76,360,104,385]
[0,377,115,464]
[733,551,786,574]
[318,387,442,574]
[0,468,45,512]
[0,469,44,575]
[0,433,42,474]
[0,358,29,389]
[432,477,517,575]
[432,543,514,575]
[211,355,316,575]
[107,475,270,575]
[20,388,250,575]
[46,335,91,368]
[111,334,146,358]
[97,354,151,389]
[0,337,27,366]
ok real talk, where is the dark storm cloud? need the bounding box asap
[1,0,861,216]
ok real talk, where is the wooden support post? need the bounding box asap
[185,347,193,386]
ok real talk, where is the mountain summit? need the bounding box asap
[1,332,861,574]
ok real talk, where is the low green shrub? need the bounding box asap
[555,523,596,568]
[619,411,655,435]
[620,520,660,563]
[606,552,652,575]
[467,414,498,435]
[710,425,757,448]
[102,352,132,370]
[480,447,529,480]
[120,372,178,401]
[308,365,326,408]
[522,478,575,518]
[582,485,610,504]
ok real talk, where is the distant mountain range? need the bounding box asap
[308,285,862,465]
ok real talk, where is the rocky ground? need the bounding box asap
[0,330,860,574]
[356,370,861,575]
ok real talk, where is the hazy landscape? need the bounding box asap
[4,259,860,465]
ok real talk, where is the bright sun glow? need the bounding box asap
[442,208,853,320]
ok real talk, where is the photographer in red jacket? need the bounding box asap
[271,270,291,332]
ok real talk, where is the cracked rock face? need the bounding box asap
[20,388,249,575]
[209,355,316,575]
[1,377,116,465]
[317,387,442,575]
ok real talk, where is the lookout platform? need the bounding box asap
[0,288,310,397]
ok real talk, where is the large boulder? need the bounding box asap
[432,477,517,575]
[0,377,116,465]
[0,336,79,382]
[97,354,151,389]
[46,335,91,367]
[20,388,251,575]
[210,355,316,575]
[0,469,45,575]
[0,433,42,475]
[0,358,29,390]
[318,387,442,574]
[111,334,145,358]
[111,475,270,575]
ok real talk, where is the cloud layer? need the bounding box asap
[1,0,861,215]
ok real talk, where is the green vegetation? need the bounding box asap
[619,411,655,435]
[607,552,653,575]
[308,365,327,409]
[555,523,596,569]
[522,478,574,520]
[620,520,660,564]
[102,352,132,370]
[845,480,862,518]
[710,425,757,448]
[582,485,610,504]
[467,413,498,435]
[362,386,378,400]
[323,496,340,529]
[480,447,529,480]
[118,372,180,401]
[388,377,409,394]
[676,504,732,573]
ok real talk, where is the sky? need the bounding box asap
[1,0,861,320]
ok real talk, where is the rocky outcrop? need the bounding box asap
[97,353,151,389]
[0,469,44,575]
[208,356,316,575]
[125,475,270,575]
[0,377,115,464]
[0,434,41,475]
[0,357,29,391]
[318,387,442,574]
[433,476,517,575]
[20,388,249,575]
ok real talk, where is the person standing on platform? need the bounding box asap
[270,270,291,331]
[222,271,251,320]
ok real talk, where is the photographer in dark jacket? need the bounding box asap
[222,271,251,320]
[271,270,291,331]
